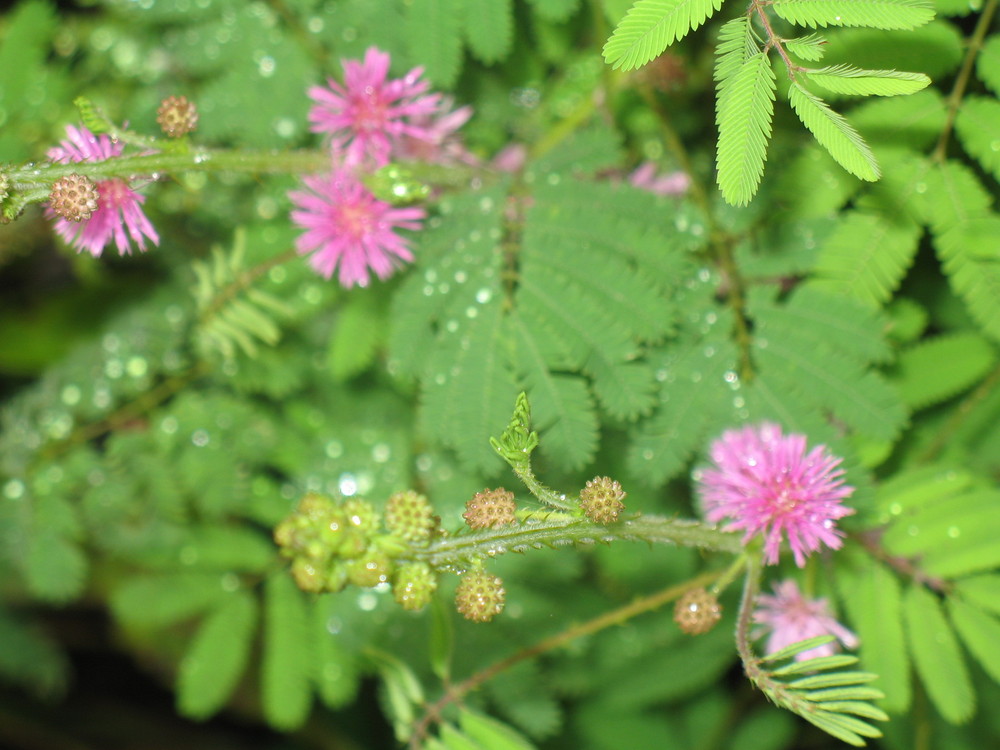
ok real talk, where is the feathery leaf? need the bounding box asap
[770,0,934,29]
[603,0,725,70]
[788,82,880,181]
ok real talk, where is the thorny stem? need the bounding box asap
[408,568,726,749]
[412,514,743,570]
[932,0,1000,162]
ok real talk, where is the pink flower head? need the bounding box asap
[394,96,476,166]
[308,47,442,167]
[696,422,855,566]
[289,168,425,287]
[628,162,690,196]
[753,579,859,661]
[46,125,159,257]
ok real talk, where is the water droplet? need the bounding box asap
[325,440,343,458]
[126,356,148,378]
[191,429,210,447]
[947,526,960,538]
[338,473,358,496]
[3,479,25,500]
[642,449,654,460]
[61,385,81,405]
[475,288,492,304]
[221,573,240,592]
[454,270,468,284]
[326,617,343,635]
[357,591,377,610]
[372,443,391,463]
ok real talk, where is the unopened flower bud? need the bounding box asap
[290,557,326,593]
[393,562,438,611]
[157,95,199,138]
[455,569,505,623]
[463,488,517,530]
[274,493,349,560]
[674,587,722,635]
[346,549,394,588]
[579,476,626,525]
[49,174,99,222]
[385,490,436,543]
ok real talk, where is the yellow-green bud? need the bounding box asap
[346,549,394,588]
[385,490,436,543]
[393,563,438,611]
[455,569,505,623]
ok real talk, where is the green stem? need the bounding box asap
[413,514,742,570]
[409,568,726,750]
[932,0,1000,163]
[7,148,331,188]
[512,462,578,511]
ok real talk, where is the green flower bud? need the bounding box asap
[346,549,394,588]
[463,488,517,530]
[455,569,505,623]
[393,563,438,611]
[578,476,626,525]
[157,94,199,138]
[290,557,326,593]
[385,490,436,543]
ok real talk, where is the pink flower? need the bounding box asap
[628,162,690,196]
[307,47,442,167]
[753,579,859,661]
[695,422,855,567]
[46,125,159,257]
[394,96,476,166]
[289,169,425,287]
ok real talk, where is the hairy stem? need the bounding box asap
[409,568,725,749]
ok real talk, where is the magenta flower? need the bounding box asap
[754,579,859,661]
[696,422,855,566]
[289,169,425,287]
[46,125,159,257]
[307,47,442,167]
[628,162,690,196]
[394,96,476,166]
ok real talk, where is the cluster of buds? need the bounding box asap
[463,487,517,529]
[274,491,439,611]
[674,587,723,635]
[48,174,99,222]
[156,95,199,138]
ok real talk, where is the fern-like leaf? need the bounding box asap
[714,16,756,85]
[769,0,934,29]
[787,82,880,181]
[954,96,1000,183]
[948,598,1000,684]
[977,34,1000,97]
[462,0,513,63]
[934,220,1000,341]
[407,0,462,86]
[803,65,930,96]
[716,52,777,206]
[603,0,725,70]
[784,33,828,61]
[904,584,975,723]
[262,572,313,729]
[808,210,922,307]
[890,332,996,410]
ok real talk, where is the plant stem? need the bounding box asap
[409,568,725,749]
[414,514,742,570]
[932,0,999,162]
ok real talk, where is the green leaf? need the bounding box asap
[890,332,996,410]
[460,710,538,749]
[311,598,359,708]
[948,598,1000,683]
[716,52,777,206]
[761,636,838,662]
[954,96,1000,184]
[787,82,880,181]
[934,220,1000,342]
[462,0,513,63]
[849,89,947,150]
[177,590,258,719]
[924,160,992,233]
[407,0,463,86]
[838,560,910,712]
[369,648,426,742]
[24,529,87,604]
[327,291,384,382]
[111,574,226,629]
[714,16,755,85]
[954,574,1000,617]
[527,0,580,21]
[804,65,930,96]
[602,0,725,70]
[770,0,934,29]
[977,34,1000,97]
[0,608,68,698]
[903,584,974,724]
[262,573,312,730]
[784,33,828,61]
[807,211,921,307]
[430,596,454,682]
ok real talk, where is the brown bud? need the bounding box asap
[463,488,517,530]
[49,174,99,222]
[578,476,626,525]
[157,95,198,138]
[455,569,505,623]
[674,587,722,635]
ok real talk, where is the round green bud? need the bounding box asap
[455,569,505,623]
[393,563,438,611]
[385,490,436,543]
[346,549,394,588]
[578,476,626,525]
[290,557,326,593]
